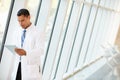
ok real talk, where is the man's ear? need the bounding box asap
[28,15,30,19]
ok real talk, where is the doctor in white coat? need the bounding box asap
[11,8,45,80]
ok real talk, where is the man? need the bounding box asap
[12,8,45,80]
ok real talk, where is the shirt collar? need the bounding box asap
[22,23,34,32]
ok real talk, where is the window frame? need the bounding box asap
[0,0,15,62]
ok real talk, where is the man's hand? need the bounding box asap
[15,48,26,56]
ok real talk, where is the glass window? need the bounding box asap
[0,0,12,60]
[44,0,59,48]
[85,0,93,3]
[0,0,11,42]
[74,4,91,67]
[93,0,100,4]
[24,0,40,24]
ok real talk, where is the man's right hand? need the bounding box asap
[15,48,26,56]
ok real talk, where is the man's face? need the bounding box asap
[18,15,30,29]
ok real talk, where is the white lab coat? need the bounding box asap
[11,24,45,80]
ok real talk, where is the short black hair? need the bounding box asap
[17,8,30,16]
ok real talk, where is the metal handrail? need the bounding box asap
[63,56,103,80]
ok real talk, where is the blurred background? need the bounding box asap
[0,0,120,80]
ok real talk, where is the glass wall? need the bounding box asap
[0,0,11,42]
[0,0,120,79]
[42,0,120,79]
[0,0,12,60]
